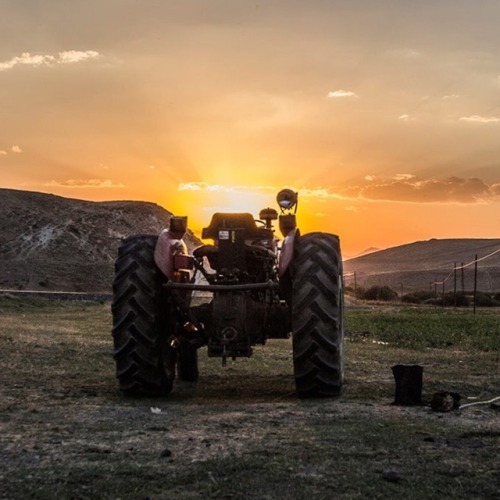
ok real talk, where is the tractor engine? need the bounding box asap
[192,213,278,361]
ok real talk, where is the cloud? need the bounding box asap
[345,176,499,204]
[11,145,22,153]
[58,50,100,64]
[178,183,347,205]
[460,115,499,123]
[0,50,100,72]
[327,90,358,98]
[443,94,460,99]
[179,182,232,192]
[0,150,7,155]
[398,114,411,121]
[178,176,500,206]
[299,188,343,200]
[44,179,124,189]
[393,174,415,181]
[178,182,276,194]
[0,53,55,71]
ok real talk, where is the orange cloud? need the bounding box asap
[44,179,124,189]
[342,176,499,204]
[178,182,276,194]
[178,177,500,205]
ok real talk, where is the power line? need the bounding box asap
[432,246,500,286]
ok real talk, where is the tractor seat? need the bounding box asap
[201,212,273,241]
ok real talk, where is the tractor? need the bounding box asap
[111,189,344,398]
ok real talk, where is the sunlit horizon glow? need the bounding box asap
[1,1,499,255]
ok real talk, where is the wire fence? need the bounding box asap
[344,245,500,311]
[431,247,500,286]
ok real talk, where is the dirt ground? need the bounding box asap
[0,297,499,499]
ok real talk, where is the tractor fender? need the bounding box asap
[278,228,300,278]
[154,229,190,280]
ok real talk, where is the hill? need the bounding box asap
[0,188,201,292]
[344,246,380,259]
[2,188,498,294]
[343,238,500,293]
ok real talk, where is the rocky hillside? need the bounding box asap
[343,238,500,293]
[0,189,201,292]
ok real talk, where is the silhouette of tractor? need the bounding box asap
[111,189,344,398]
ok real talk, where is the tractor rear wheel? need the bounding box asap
[292,232,344,397]
[111,235,176,396]
[177,340,199,381]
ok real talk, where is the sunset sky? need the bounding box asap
[1,0,500,255]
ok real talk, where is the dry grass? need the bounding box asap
[0,296,499,499]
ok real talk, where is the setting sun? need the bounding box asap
[1,2,499,255]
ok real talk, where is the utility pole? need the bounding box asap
[473,254,478,314]
[461,262,465,293]
[453,263,457,308]
[442,276,445,307]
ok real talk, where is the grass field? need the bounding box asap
[346,304,500,351]
[0,295,499,499]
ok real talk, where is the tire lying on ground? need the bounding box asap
[291,232,344,397]
[111,235,176,396]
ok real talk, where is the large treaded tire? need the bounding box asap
[292,232,344,397]
[111,235,176,396]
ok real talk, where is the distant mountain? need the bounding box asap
[343,238,500,293]
[0,188,201,292]
[345,246,380,259]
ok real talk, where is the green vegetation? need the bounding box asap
[346,307,500,351]
[358,285,398,301]
[401,290,500,307]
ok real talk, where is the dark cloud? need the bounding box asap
[343,176,499,204]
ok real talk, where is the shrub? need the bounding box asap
[441,292,470,307]
[359,285,398,302]
[402,290,434,304]
[474,292,500,307]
